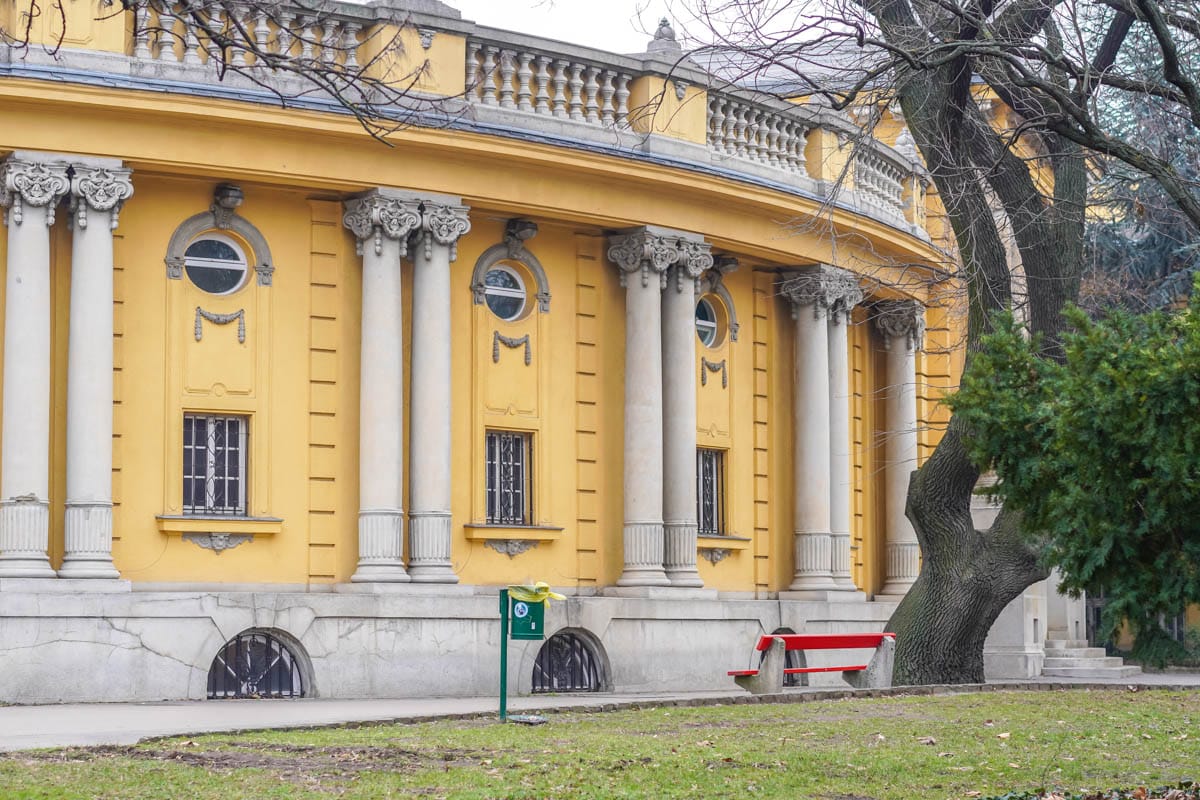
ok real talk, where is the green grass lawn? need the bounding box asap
[1,689,1197,799]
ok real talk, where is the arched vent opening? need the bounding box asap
[767,627,807,688]
[532,631,604,693]
[207,631,305,699]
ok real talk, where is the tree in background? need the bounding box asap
[950,290,1200,664]
[682,0,1200,683]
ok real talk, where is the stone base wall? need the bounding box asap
[0,586,899,704]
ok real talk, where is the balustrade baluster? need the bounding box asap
[322,22,339,65]
[498,50,516,109]
[298,16,314,61]
[481,46,498,105]
[277,12,294,59]
[584,66,600,124]
[600,70,615,126]
[534,56,551,115]
[516,52,534,112]
[615,73,631,128]
[134,4,152,59]
[159,4,180,62]
[181,7,201,65]
[567,63,584,121]
[229,5,247,67]
[466,41,482,102]
[552,60,568,118]
[342,23,360,68]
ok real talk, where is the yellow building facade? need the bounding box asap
[0,0,963,702]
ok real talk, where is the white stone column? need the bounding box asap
[342,191,422,582]
[827,271,864,594]
[607,229,675,587]
[59,163,133,579]
[660,239,712,588]
[0,156,70,579]
[875,300,924,598]
[780,268,839,595]
[407,199,470,584]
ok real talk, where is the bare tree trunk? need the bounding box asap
[886,420,1048,684]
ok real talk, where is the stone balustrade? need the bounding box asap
[466,35,634,129]
[705,89,810,175]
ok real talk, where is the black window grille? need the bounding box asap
[486,430,532,525]
[696,448,725,535]
[184,414,247,515]
[207,632,304,699]
[532,632,603,693]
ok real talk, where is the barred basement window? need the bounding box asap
[532,632,603,693]
[184,414,248,515]
[696,448,725,536]
[486,430,532,525]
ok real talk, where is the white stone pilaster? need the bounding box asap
[875,299,924,598]
[407,199,470,583]
[777,266,864,597]
[59,163,133,579]
[661,240,712,588]
[607,229,675,588]
[342,190,422,583]
[0,156,70,579]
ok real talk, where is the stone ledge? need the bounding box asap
[156,515,283,536]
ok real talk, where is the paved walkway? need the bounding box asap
[2,673,1197,753]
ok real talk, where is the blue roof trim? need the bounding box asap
[0,61,924,242]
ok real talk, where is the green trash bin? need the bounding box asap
[509,596,545,641]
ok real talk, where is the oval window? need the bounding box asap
[484,266,526,321]
[184,234,249,295]
[695,297,719,347]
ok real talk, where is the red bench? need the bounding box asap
[728,632,896,695]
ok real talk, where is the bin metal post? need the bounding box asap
[499,588,509,721]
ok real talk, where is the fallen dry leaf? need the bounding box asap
[997,732,1011,739]
[917,736,937,745]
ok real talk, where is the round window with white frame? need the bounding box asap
[184,233,250,295]
[695,296,721,348]
[484,265,527,321]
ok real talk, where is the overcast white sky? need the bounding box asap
[447,0,673,54]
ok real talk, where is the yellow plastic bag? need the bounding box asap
[508,581,565,604]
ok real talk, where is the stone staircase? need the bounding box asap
[1041,638,1142,679]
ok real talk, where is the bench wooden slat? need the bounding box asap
[753,633,894,652]
[727,664,869,678]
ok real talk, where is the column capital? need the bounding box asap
[873,299,926,351]
[607,229,678,289]
[779,265,863,322]
[70,166,134,230]
[342,191,423,257]
[0,158,70,227]
[417,201,472,262]
[670,239,714,293]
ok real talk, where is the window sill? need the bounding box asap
[464,524,563,542]
[697,534,751,551]
[157,515,284,536]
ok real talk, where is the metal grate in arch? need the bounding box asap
[532,632,603,693]
[766,628,807,688]
[207,631,305,699]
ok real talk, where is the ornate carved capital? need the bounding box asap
[779,265,863,323]
[607,230,679,289]
[672,239,714,292]
[419,201,472,262]
[342,193,423,258]
[873,299,925,351]
[0,158,70,226]
[70,166,134,230]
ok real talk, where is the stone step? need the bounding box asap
[1043,656,1126,669]
[1044,647,1108,659]
[1045,639,1090,649]
[1041,665,1143,679]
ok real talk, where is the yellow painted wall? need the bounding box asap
[626,78,708,144]
[8,0,126,54]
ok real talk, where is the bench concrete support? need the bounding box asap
[733,637,785,695]
[843,635,895,689]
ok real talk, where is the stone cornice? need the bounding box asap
[70,166,134,230]
[873,299,926,351]
[0,158,71,227]
[779,265,864,322]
